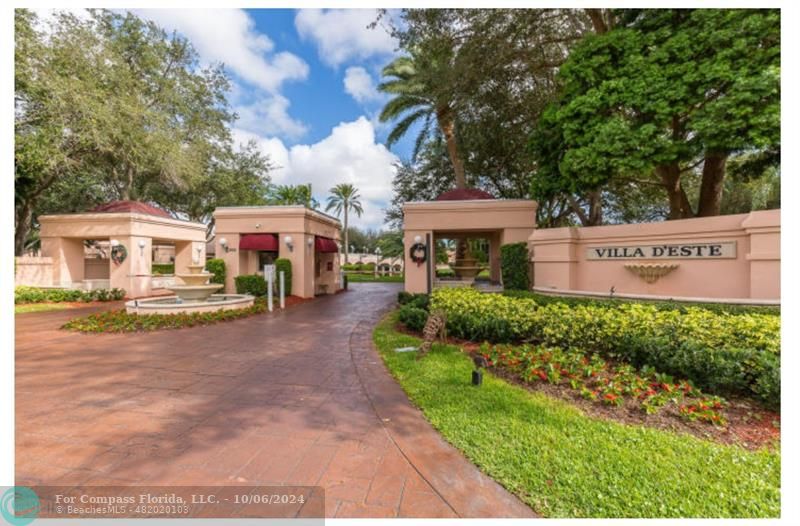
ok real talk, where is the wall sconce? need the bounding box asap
[413,235,423,244]
[307,238,313,249]
[284,235,294,251]
[137,239,146,256]
[255,223,262,229]
[219,238,229,253]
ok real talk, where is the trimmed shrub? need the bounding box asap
[398,305,428,332]
[398,292,429,310]
[235,275,266,296]
[275,258,292,296]
[398,291,414,304]
[206,258,226,285]
[500,242,529,290]
[151,263,175,275]
[502,289,780,316]
[436,267,455,278]
[15,286,125,304]
[431,287,781,407]
[363,262,376,271]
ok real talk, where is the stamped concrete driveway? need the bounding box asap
[15,283,534,518]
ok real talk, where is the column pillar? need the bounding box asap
[742,210,781,300]
[41,237,84,287]
[216,233,240,294]
[403,229,432,294]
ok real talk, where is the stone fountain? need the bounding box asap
[168,264,223,302]
[450,241,483,281]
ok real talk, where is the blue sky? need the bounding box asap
[132,8,413,230]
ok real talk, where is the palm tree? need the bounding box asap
[267,184,319,209]
[325,183,364,264]
[378,51,466,189]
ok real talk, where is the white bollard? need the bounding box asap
[279,271,285,309]
[264,264,273,312]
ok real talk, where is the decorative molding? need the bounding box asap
[624,263,679,284]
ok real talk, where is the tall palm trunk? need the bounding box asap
[436,106,466,188]
[343,205,349,264]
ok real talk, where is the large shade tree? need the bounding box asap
[532,9,780,220]
[325,183,364,264]
[14,9,270,254]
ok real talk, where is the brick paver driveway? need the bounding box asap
[16,283,534,518]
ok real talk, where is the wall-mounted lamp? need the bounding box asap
[110,239,120,247]
[307,237,314,249]
[219,237,229,253]
[284,235,294,252]
[255,223,262,229]
[137,239,146,256]
[413,235,423,244]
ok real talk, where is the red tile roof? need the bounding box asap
[435,188,495,201]
[90,200,172,218]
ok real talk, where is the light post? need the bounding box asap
[375,247,382,277]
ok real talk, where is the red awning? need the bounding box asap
[239,233,279,251]
[315,236,339,253]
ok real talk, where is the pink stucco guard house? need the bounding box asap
[213,205,343,299]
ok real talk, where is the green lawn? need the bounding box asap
[346,273,404,283]
[373,312,780,518]
[15,303,74,314]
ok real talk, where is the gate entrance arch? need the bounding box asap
[402,191,538,294]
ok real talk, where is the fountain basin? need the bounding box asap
[125,294,254,315]
[451,257,484,280]
[167,283,224,301]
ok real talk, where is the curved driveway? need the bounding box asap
[15,283,534,518]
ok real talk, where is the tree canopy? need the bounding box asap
[532,9,780,220]
[14,9,273,253]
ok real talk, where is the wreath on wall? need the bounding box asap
[409,242,427,267]
[111,244,128,265]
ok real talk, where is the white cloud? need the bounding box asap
[133,9,310,140]
[343,66,384,104]
[295,9,397,67]
[233,117,398,230]
[135,9,308,94]
[234,94,308,140]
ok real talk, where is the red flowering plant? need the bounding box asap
[479,342,728,426]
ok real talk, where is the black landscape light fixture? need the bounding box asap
[472,355,488,386]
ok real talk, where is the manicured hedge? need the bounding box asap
[151,263,175,275]
[398,291,430,309]
[503,289,780,316]
[436,267,455,278]
[500,242,529,290]
[397,292,431,332]
[398,305,428,332]
[431,288,781,407]
[275,258,292,295]
[234,275,266,296]
[205,258,226,285]
[15,286,125,304]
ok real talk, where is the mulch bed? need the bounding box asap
[394,322,780,451]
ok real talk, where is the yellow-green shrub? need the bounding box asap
[430,287,781,406]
